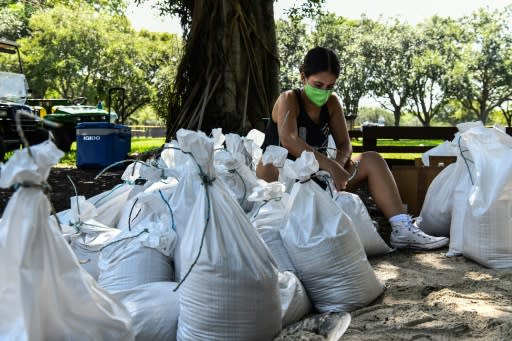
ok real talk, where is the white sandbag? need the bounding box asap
[56,195,121,279]
[88,183,134,227]
[333,191,392,256]
[113,282,180,341]
[278,271,311,327]
[214,149,261,212]
[281,151,384,313]
[70,220,121,279]
[419,163,457,237]
[98,222,175,292]
[446,122,484,256]
[248,182,296,273]
[0,140,134,341]
[246,128,265,147]
[448,156,472,257]
[117,185,177,233]
[243,137,263,170]
[174,129,281,341]
[168,148,203,282]
[225,132,253,167]
[211,127,226,150]
[261,145,295,192]
[459,126,512,268]
[421,140,458,166]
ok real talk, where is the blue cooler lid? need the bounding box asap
[76,122,131,135]
[76,122,118,129]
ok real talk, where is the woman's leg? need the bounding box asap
[344,151,448,250]
[345,151,403,219]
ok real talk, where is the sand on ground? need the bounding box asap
[277,248,512,341]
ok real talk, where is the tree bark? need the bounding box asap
[167,0,279,138]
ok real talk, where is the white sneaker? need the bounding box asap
[390,217,449,250]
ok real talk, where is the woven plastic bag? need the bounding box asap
[98,219,176,292]
[214,149,261,212]
[248,181,296,273]
[0,140,134,340]
[278,271,312,327]
[55,195,121,279]
[333,191,392,256]
[419,163,456,237]
[421,140,458,166]
[448,122,484,256]
[457,126,512,268]
[280,151,383,313]
[113,281,180,341]
[174,129,281,341]
[261,145,295,192]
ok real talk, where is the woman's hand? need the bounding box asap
[327,159,351,191]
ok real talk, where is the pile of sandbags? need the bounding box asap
[420,122,512,268]
[1,128,398,340]
[279,151,384,313]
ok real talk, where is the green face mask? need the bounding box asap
[304,83,333,107]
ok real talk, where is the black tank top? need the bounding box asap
[261,88,331,160]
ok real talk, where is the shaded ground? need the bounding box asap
[0,166,125,214]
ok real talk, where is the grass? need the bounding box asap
[351,138,445,160]
[57,137,166,166]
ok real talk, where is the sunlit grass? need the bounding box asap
[351,138,444,160]
[131,137,166,153]
[57,137,166,167]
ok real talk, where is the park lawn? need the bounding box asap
[58,137,166,166]
[351,138,444,160]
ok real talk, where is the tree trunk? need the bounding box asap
[167,0,279,138]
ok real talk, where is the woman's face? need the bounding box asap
[303,71,337,90]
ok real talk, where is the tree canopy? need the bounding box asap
[2,0,512,128]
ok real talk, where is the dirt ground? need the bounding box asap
[1,166,511,340]
[0,166,125,214]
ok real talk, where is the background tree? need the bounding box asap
[0,1,30,41]
[0,0,126,40]
[368,20,416,126]
[499,100,512,127]
[275,18,309,92]
[145,1,277,137]
[407,17,461,126]
[448,7,512,124]
[143,0,325,138]
[312,14,376,127]
[19,3,180,123]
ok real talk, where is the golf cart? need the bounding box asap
[0,39,48,160]
[43,89,121,152]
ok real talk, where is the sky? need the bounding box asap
[126,0,512,34]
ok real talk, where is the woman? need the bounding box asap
[256,46,448,250]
